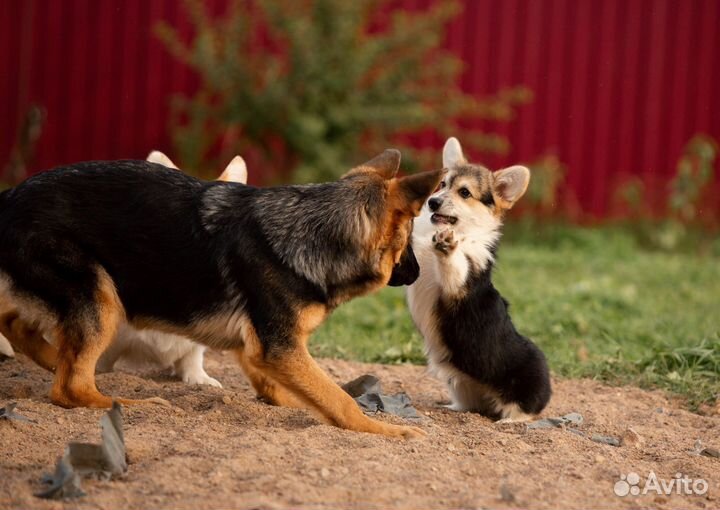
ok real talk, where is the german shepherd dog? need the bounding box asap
[0,150,440,438]
[407,138,551,421]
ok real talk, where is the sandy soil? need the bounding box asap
[1,350,718,510]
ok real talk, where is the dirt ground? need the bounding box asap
[1,350,718,510]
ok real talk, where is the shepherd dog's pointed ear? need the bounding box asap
[218,156,248,184]
[344,149,401,180]
[146,150,179,170]
[395,170,444,216]
[492,165,530,210]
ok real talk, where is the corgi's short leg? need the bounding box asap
[50,269,168,408]
[235,348,303,407]
[95,338,126,373]
[0,312,57,371]
[174,344,221,387]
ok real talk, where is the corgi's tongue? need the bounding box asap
[431,213,457,225]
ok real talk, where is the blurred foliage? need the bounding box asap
[612,176,645,218]
[1,104,45,190]
[668,134,717,223]
[609,135,719,252]
[156,0,531,182]
[523,153,566,215]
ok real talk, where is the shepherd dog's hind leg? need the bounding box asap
[50,269,169,408]
[0,312,58,372]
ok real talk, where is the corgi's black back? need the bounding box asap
[436,262,552,417]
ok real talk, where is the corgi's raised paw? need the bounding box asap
[433,228,458,255]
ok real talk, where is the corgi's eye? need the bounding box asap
[439,181,446,189]
[459,187,471,199]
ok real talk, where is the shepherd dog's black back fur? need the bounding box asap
[1,161,402,351]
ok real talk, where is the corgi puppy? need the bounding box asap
[407,137,551,421]
[0,150,440,438]
[96,152,249,387]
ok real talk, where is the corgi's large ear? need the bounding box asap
[442,137,466,169]
[492,165,530,209]
[146,150,179,170]
[218,156,248,184]
[394,170,444,216]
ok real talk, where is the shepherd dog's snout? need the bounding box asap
[428,197,443,211]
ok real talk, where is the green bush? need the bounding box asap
[156,0,531,182]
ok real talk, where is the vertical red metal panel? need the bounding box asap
[0,0,19,158]
[505,0,527,162]
[640,0,669,211]
[466,0,493,160]
[528,1,554,162]
[66,0,90,164]
[543,0,569,156]
[491,0,518,170]
[45,1,70,166]
[96,0,118,161]
[666,1,692,184]
[513,0,543,163]
[712,2,720,207]
[565,1,596,211]
[695,0,716,134]
[118,1,140,158]
[143,0,168,153]
[614,0,643,206]
[590,0,619,214]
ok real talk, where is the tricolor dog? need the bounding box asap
[407,137,551,421]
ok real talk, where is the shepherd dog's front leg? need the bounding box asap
[257,342,425,439]
[235,348,305,408]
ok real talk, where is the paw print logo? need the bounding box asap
[614,472,641,497]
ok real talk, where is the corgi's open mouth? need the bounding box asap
[431,213,457,225]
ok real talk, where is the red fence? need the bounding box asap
[1,0,719,217]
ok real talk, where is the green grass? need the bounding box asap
[311,222,720,409]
